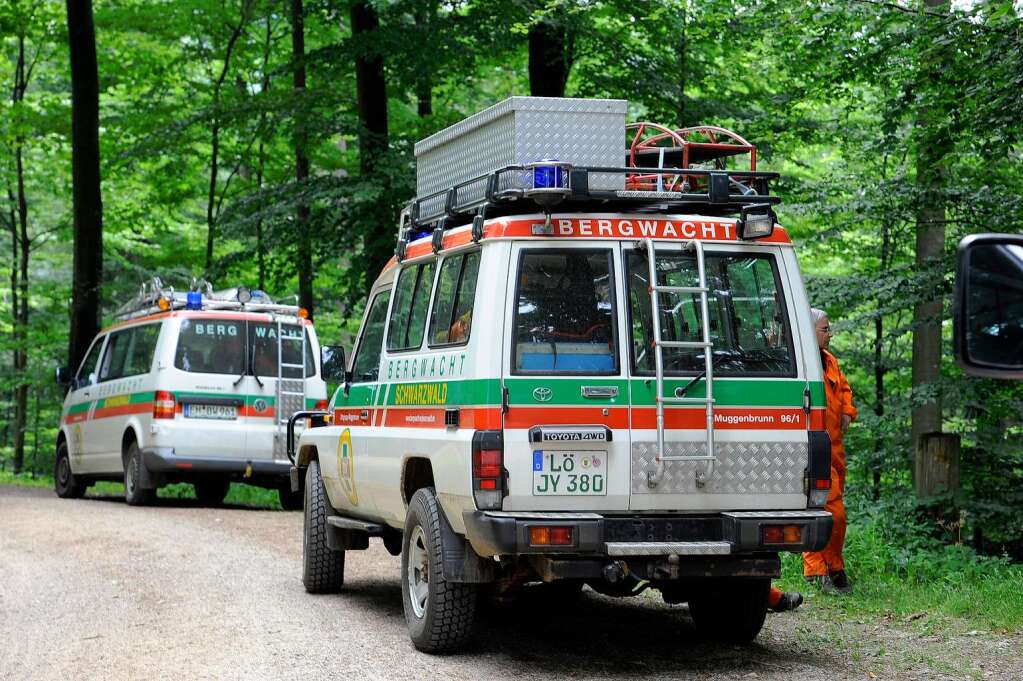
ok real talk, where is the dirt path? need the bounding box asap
[1,485,1019,681]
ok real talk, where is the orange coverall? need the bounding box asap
[803,348,857,576]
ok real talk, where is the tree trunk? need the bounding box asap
[676,4,687,127]
[255,17,273,292]
[914,433,960,497]
[414,5,433,117]
[528,18,573,97]
[910,0,951,460]
[871,217,892,500]
[291,0,314,319]
[66,0,104,375]
[204,9,248,274]
[350,1,391,293]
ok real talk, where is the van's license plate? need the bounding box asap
[183,404,237,420]
[532,451,606,496]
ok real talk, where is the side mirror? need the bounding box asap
[953,233,1023,379]
[321,345,349,384]
[56,366,71,386]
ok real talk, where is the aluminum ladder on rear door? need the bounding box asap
[275,320,307,459]
[644,237,717,488]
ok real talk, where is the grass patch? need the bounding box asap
[0,470,281,509]
[776,516,1023,633]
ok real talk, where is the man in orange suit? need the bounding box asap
[803,308,857,593]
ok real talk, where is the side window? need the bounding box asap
[75,337,106,388]
[124,324,160,377]
[351,291,391,382]
[386,261,436,352]
[99,329,133,382]
[513,249,618,374]
[429,251,480,347]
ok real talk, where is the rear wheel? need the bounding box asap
[688,577,770,643]
[401,487,477,653]
[193,477,230,506]
[302,461,344,593]
[54,441,86,499]
[123,441,155,506]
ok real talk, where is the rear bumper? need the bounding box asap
[462,509,833,558]
[142,447,291,477]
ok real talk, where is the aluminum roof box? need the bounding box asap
[414,97,627,219]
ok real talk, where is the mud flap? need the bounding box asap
[136,457,160,490]
[437,504,495,584]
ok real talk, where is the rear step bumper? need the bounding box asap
[463,509,832,558]
[142,447,291,477]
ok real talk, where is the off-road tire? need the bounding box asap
[123,441,156,506]
[302,461,344,593]
[278,482,303,511]
[54,441,86,499]
[401,487,477,653]
[194,477,230,506]
[688,577,770,643]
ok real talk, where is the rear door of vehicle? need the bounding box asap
[245,318,315,464]
[171,315,250,460]
[625,242,811,511]
[502,243,632,512]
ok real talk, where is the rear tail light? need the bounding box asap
[471,430,504,510]
[762,524,803,545]
[154,391,176,419]
[806,431,832,508]
[529,526,574,547]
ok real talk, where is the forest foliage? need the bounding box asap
[1,1,1022,554]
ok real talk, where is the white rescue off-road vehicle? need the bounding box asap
[56,280,328,509]
[289,97,834,651]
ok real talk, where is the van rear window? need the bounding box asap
[175,319,313,377]
[513,250,617,374]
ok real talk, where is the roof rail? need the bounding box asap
[113,277,303,322]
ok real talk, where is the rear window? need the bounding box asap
[175,318,313,377]
[626,251,795,376]
[513,249,617,374]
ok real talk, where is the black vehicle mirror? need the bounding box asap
[953,233,1023,379]
[321,345,349,384]
[56,366,71,386]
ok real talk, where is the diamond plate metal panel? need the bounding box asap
[415,97,627,218]
[631,441,807,495]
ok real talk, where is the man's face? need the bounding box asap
[815,316,832,351]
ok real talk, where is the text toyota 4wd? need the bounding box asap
[291,98,833,652]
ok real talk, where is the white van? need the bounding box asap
[291,98,834,651]
[55,280,328,509]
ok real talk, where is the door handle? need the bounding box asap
[581,386,618,399]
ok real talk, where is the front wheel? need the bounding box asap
[688,577,770,643]
[278,481,303,511]
[302,461,344,593]
[54,441,86,499]
[401,487,477,653]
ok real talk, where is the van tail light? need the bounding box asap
[154,391,176,419]
[471,430,505,510]
[806,431,832,507]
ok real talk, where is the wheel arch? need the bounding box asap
[401,456,435,507]
[296,443,319,467]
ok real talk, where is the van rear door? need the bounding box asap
[501,243,632,512]
[625,243,811,511]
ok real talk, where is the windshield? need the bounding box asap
[626,251,794,376]
[513,249,617,374]
[175,318,314,378]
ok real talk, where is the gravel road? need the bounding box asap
[2,485,1020,681]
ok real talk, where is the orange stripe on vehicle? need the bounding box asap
[504,406,630,430]
[630,407,809,430]
[63,412,90,425]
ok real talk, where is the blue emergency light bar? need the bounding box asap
[185,291,203,310]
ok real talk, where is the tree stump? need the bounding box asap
[914,432,960,497]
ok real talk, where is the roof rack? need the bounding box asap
[114,277,303,322]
